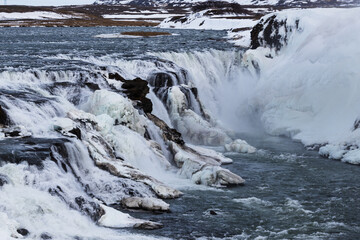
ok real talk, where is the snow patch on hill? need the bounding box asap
[0,11,82,20]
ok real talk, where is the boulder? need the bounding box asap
[16,228,29,236]
[133,221,163,230]
[224,139,256,153]
[171,142,245,186]
[121,197,170,211]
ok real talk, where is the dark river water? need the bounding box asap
[128,135,360,239]
[1,26,360,240]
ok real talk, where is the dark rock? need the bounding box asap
[108,72,125,82]
[209,210,217,215]
[170,15,187,24]
[17,228,29,236]
[0,174,9,187]
[0,105,9,126]
[75,196,105,222]
[251,14,294,51]
[122,78,149,99]
[353,119,360,131]
[121,78,153,113]
[149,72,174,89]
[192,1,251,15]
[69,127,82,140]
[133,221,163,230]
[4,129,21,137]
[40,233,52,239]
[250,22,264,49]
[147,113,184,145]
[84,82,100,91]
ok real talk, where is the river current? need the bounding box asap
[1,26,359,240]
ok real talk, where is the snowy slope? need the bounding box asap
[0,11,82,20]
[242,7,360,164]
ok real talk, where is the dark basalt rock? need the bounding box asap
[209,210,217,215]
[122,78,149,99]
[107,73,153,113]
[3,128,22,137]
[353,119,360,131]
[17,228,29,236]
[108,72,125,82]
[75,196,105,222]
[170,15,187,24]
[0,174,9,187]
[251,14,294,51]
[0,105,9,126]
[69,127,82,140]
[121,78,153,113]
[251,21,264,50]
[149,72,174,89]
[133,221,163,230]
[147,113,184,145]
[40,233,52,240]
[84,82,100,91]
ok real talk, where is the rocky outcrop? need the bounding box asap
[170,142,245,186]
[121,197,170,211]
[122,78,153,113]
[147,113,184,145]
[147,109,244,186]
[108,72,153,113]
[0,105,9,126]
[75,196,105,222]
[251,14,299,51]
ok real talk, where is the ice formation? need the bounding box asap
[243,8,360,163]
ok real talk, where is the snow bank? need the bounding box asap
[99,205,162,229]
[103,14,180,19]
[160,10,257,31]
[243,8,360,163]
[0,11,79,20]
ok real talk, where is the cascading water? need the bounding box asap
[2,8,360,238]
[0,27,250,239]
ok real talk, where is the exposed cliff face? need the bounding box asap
[250,14,300,51]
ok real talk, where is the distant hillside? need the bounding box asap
[94,0,360,7]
